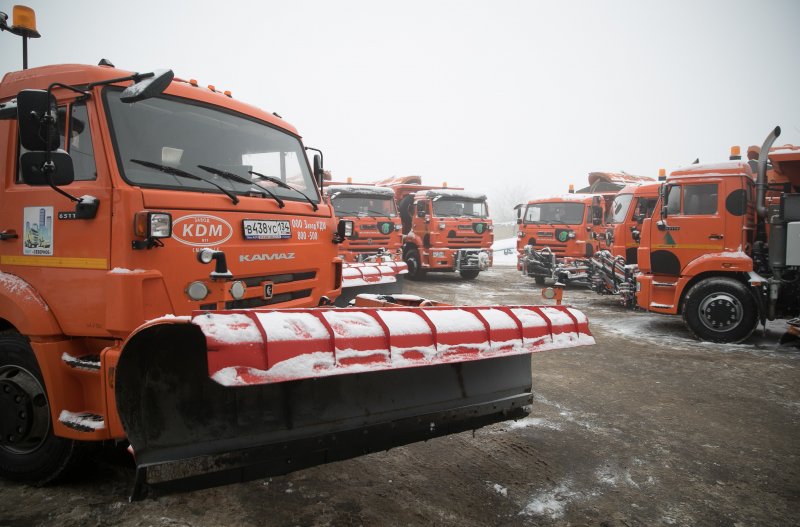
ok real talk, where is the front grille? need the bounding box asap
[241,272,315,287]
[226,289,312,309]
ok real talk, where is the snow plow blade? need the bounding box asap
[336,261,409,306]
[116,305,593,499]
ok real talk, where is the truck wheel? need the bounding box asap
[459,270,480,280]
[405,250,426,280]
[0,332,79,484]
[682,278,758,343]
[534,276,546,285]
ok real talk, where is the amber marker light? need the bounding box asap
[11,5,39,36]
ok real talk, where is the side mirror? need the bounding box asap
[20,150,74,186]
[313,154,323,187]
[120,69,174,103]
[424,214,431,223]
[661,205,669,219]
[334,219,354,243]
[516,217,522,225]
[17,89,59,151]
[592,217,602,226]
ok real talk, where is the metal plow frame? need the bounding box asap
[116,305,592,499]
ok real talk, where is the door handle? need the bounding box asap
[708,234,723,240]
[0,230,18,241]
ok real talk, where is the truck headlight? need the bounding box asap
[134,211,172,238]
[432,251,446,258]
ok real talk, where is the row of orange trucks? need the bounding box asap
[0,5,594,499]
[326,175,495,305]
[516,133,800,346]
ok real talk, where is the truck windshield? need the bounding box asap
[606,193,634,224]
[103,89,318,203]
[331,194,397,217]
[431,198,488,218]
[524,202,585,225]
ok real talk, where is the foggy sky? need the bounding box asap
[1,0,798,219]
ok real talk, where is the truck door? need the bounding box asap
[0,100,113,336]
[649,181,724,276]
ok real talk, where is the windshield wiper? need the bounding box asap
[197,165,285,208]
[130,159,239,204]
[365,209,391,217]
[248,170,318,211]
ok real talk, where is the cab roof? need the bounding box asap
[0,63,298,135]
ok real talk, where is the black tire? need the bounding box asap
[0,331,79,484]
[459,270,480,280]
[682,277,758,343]
[404,249,426,280]
[534,276,546,286]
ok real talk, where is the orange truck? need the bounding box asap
[516,172,653,285]
[0,6,595,498]
[322,181,408,305]
[376,175,494,280]
[588,181,660,305]
[635,128,800,344]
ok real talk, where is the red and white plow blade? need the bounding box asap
[341,261,409,288]
[195,305,594,386]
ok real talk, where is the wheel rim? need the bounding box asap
[698,292,744,333]
[0,365,50,454]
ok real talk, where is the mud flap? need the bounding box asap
[116,322,533,499]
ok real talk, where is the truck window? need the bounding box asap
[666,186,681,215]
[682,184,718,215]
[633,197,657,221]
[331,195,396,217]
[65,102,97,181]
[431,198,488,218]
[607,193,633,224]
[524,202,584,225]
[103,89,318,203]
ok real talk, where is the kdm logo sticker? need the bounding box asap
[172,214,233,247]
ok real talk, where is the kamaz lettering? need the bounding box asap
[240,252,296,262]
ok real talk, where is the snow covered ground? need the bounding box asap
[491,237,518,267]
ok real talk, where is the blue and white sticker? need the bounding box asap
[23,206,54,256]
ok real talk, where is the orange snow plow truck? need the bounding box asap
[377,176,494,280]
[0,7,594,499]
[323,180,407,305]
[516,172,653,285]
[636,128,800,344]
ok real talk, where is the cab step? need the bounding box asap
[61,353,101,371]
[58,410,105,432]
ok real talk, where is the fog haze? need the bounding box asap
[2,0,798,219]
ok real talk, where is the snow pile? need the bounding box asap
[193,313,263,344]
[491,238,519,267]
[519,483,577,519]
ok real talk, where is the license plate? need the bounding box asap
[263,281,274,299]
[242,219,291,240]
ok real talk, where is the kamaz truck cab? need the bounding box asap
[635,131,800,344]
[324,182,402,263]
[516,192,604,284]
[377,176,493,280]
[589,181,659,303]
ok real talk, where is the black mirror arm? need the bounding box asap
[41,161,80,203]
[85,72,151,91]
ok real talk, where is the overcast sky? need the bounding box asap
[2,0,798,218]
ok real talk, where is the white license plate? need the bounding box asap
[242,220,291,240]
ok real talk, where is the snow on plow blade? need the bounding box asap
[336,261,409,306]
[115,305,592,499]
